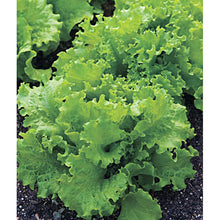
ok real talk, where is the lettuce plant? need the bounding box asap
[18,74,198,219]
[17,0,61,81]
[53,0,203,109]
[17,0,104,82]
[17,0,202,219]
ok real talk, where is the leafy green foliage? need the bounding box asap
[118,189,162,220]
[17,0,62,81]
[17,0,202,219]
[18,74,198,219]
[58,152,128,218]
[53,0,203,109]
[47,0,93,40]
[17,130,70,198]
[150,146,198,191]
[17,0,61,51]
[17,0,104,82]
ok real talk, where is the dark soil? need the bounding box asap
[17,1,202,219]
[101,0,115,17]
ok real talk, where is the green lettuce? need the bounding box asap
[47,0,108,40]
[17,0,105,82]
[17,0,202,219]
[17,130,69,198]
[52,0,202,109]
[47,0,93,40]
[118,189,162,220]
[18,74,198,219]
[58,152,128,218]
[17,0,62,81]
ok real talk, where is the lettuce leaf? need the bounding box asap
[130,87,194,153]
[118,189,162,220]
[17,78,72,136]
[17,0,62,81]
[47,0,93,40]
[53,0,202,109]
[17,130,69,198]
[58,152,128,219]
[17,0,61,52]
[80,118,128,168]
[121,162,154,190]
[47,0,107,40]
[150,146,199,191]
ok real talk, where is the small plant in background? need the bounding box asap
[17,0,104,81]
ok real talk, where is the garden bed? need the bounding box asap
[17,0,203,219]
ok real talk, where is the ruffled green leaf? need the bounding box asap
[56,87,128,143]
[47,0,93,40]
[24,51,52,83]
[41,135,78,165]
[17,17,32,56]
[17,78,72,136]
[151,146,199,191]
[194,86,203,110]
[130,88,194,152]
[118,189,162,220]
[17,130,68,198]
[121,162,154,190]
[17,50,36,82]
[17,0,62,81]
[17,0,61,51]
[80,118,127,168]
[151,70,185,103]
[58,152,128,219]
[54,48,107,89]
